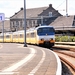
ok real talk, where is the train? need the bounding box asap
[0,25,55,47]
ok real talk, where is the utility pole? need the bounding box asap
[24,0,27,47]
[2,21,4,42]
[0,13,5,43]
[41,16,43,25]
[66,0,68,16]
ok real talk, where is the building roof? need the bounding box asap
[50,16,75,30]
[10,4,62,19]
[10,7,47,19]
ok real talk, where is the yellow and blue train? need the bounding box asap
[0,25,55,47]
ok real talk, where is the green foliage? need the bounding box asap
[55,36,75,42]
[55,36,61,42]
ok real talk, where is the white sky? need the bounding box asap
[0,0,75,18]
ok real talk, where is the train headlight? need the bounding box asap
[51,38,53,40]
[41,38,44,41]
[50,38,55,43]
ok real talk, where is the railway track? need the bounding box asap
[52,46,75,75]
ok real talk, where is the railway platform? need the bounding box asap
[55,42,75,45]
[55,42,75,49]
[0,43,61,75]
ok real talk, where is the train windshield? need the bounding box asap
[37,27,55,36]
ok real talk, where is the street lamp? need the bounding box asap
[24,0,27,47]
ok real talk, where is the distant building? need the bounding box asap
[50,15,75,35]
[0,20,10,33]
[10,4,62,31]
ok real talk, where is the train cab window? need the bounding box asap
[37,27,55,35]
[38,27,54,32]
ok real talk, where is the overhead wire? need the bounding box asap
[56,0,66,9]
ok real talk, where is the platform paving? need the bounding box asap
[0,43,61,75]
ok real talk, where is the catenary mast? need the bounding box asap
[66,0,68,16]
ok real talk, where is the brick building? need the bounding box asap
[10,4,62,31]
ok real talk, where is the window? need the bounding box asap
[37,27,55,35]
[30,32,35,37]
[12,22,15,28]
[13,35,18,38]
[16,21,19,28]
[0,36,3,38]
[73,21,75,26]
[20,34,23,38]
[49,12,52,17]
[26,33,30,38]
[29,20,32,27]
[13,21,14,25]
[6,35,10,38]
[33,21,35,25]
[20,21,22,27]
[10,22,13,28]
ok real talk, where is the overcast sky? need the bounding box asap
[0,0,75,18]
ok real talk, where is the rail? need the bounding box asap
[52,46,75,75]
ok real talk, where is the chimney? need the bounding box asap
[49,4,52,7]
[20,7,23,10]
[15,13,17,15]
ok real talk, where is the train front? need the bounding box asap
[37,26,55,47]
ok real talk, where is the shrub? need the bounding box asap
[55,36,61,42]
[55,36,75,42]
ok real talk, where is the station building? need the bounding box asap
[50,15,75,35]
[10,4,62,31]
